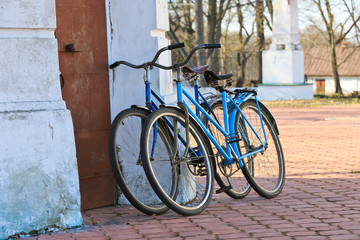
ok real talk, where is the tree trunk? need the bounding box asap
[329,35,343,95]
[210,13,223,73]
[237,52,246,87]
[195,0,206,85]
[195,0,206,66]
[206,0,217,73]
[255,0,265,84]
[207,0,217,47]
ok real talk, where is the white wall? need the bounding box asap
[0,1,81,238]
[106,0,175,204]
[263,50,305,85]
[107,0,173,119]
[257,84,314,101]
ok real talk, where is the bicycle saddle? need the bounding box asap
[182,65,209,74]
[204,70,233,90]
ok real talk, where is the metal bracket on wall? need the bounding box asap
[62,43,82,52]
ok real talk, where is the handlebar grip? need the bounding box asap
[168,42,185,50]
[110,62,120,69]
[204,43,221,49]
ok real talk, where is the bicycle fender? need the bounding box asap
[159,104,181,110]
[246,99,280,135]
[206,98,221,109]
[130,105,151,112]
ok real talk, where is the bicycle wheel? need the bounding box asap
[109,107,168,215]
[140,107,214,216]
[236,100,285,198]
[206,101,251,199]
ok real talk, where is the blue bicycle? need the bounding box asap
[108,43,245,215]
[140,47,285,215]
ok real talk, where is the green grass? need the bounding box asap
[265,97,360,108]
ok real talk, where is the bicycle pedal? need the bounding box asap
[215,185,232,194]
[228,138,241,144]
[190,159,204,164]
[226,135,241,144]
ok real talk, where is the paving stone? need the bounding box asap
[20,105,360,240]
[294,236,328,240]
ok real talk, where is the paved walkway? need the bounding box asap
[26,104,360,240]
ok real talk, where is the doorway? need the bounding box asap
[316,79,325,94]
[55,0,114,210]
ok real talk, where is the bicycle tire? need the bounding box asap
[236,100,285,198]
[206,101,251,199]
[108,107,169,215]
[140,107,214,216]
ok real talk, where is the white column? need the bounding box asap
[0,1,82,238]
[271,0,301,50]
[263,0,304,85]
[260,0,312,100]
[107,0,173,118]
[106,0,198,205]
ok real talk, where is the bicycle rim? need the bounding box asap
[207,101,251,199]
[109,107,168,215]
[237,100,285,198]
[141,107,214,216]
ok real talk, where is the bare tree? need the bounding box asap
[312,0,360,95]
[169,0,194,36]
[235,0,255,86]
[168,0,196,65]
[343,0,360,45]
[300,26,330,47]
[206,0,232,73]
[168,0,267,82]
[169,0,232,72]
[248,0,273,84]
[265,0,273,26]
[255,0,265,84]
[195,0,206,66]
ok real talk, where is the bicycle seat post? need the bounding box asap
[145,66,151,108]
[175,67,182,103]
[194,76,200,118]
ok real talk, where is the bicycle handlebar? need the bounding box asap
[168,42,185,50]
[169,43,221,69]
[204,43,221,49]
[110,42,185,69]
[110,43,221,70]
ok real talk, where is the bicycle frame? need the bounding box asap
[144,66,219,159]
[111,43,226,163]
[144,66,214,117]
[175,71,268,168]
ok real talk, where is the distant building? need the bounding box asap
[304,47,360,95]
[260,0,313,101]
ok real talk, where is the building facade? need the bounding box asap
[304,47,360,95]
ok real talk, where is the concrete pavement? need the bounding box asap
[24,104,360,240]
